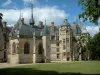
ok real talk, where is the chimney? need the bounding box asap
[21,18,24,25]
[51,22,54,26]
[51,22,55,33]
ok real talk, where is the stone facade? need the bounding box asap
[50,19,90,61]
[7,18,90,64]
[0,14,4,63]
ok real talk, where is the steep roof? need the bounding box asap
[11,18,42,39]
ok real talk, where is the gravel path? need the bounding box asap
[0,63,34,69]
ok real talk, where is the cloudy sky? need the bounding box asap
[0,0,100,36]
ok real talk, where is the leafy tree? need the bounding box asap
[87,32,100,60]
[0,13,3,19]
[78,0,100,24]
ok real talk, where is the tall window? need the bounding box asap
[66,38,69,43]
[56,42,59,46]
[24,42,30,54]
[56,36,59,40]
[12,42,16,54]
[57,48,59,52]
[63,45,65,49]
[38,42,43,54]
[63,52,66,57]
[51,35,55,40]
[57,54,60,59]
[63,39,65,43]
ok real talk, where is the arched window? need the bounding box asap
[24,42,30,54]
[12,42,16,54]
[38,42,43,54]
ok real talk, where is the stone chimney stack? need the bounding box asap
[21,18,24,25]
[3,21,7,28]
[51,22,54,33]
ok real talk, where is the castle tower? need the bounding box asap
[38,21,43,28]
[42,19,50,63]
[59,19,72,61]
[51,22,55,33]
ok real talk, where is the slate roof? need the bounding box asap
[71,23,81,35]
[11,18,43,39]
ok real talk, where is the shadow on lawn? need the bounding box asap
[0,68,99,75]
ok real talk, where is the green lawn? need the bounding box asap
[0,61,100,75]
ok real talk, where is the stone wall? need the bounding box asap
[8,54,19,64]
[0,50,4,62]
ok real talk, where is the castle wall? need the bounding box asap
[0,50,4,62]
[50,44,57,61]
[0,27,4,62]
[8,39,19,64]
[8,54,19,64]
[42,36,51,63]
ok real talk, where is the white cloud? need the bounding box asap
[2,0,12,7]
[98,18,100,24]
[46,0,49,2]
[86,26,99,37]
[62,4,67,8]
[0,6,68,26]
[23,0,39,6]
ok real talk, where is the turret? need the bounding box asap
[42,19,50,63]
[38,21,43,28]
[51,22,55,33]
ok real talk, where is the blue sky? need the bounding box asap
[0,0,100,36]
[0,0,83,24]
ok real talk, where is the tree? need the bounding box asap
[78,0,100,24]
[87,32,100,60]
[0,13,3,29]
[0,13,3,19]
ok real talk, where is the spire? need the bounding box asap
[20,10,21,19]
[19,11,24,25]
[30,0,35,27]
[42,19,48,36]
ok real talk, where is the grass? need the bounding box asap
[0,61,100,75]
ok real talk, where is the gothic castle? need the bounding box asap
[0,4,90,64]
